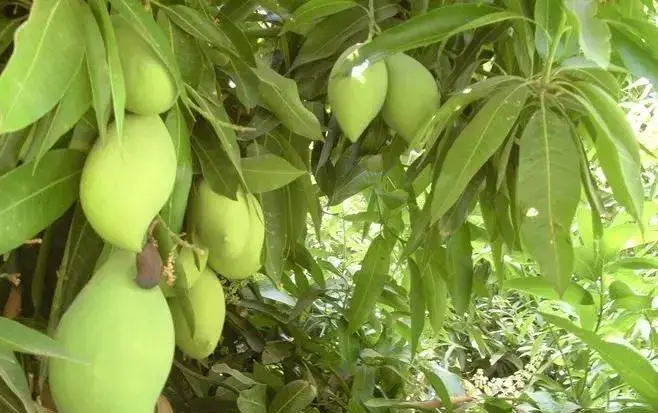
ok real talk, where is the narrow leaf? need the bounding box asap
[164,5,239,57]
[505,278,593,306]
[242,154,306,193]
[447,223,473,315]
[419,244,448,334]
[517,105,580,294]
[347,234,396,331]
[0,18,23,56]
[157,12,204,89]
[0,318,78,361]
[563,0,611,68]
[0,0,85,133]
[0,149,84,255]
[430,84,529,223]
[348,366,375,413]
[0,348,36,413]
[609,23,658,94]
[282,0,358,35]
[407,258,425,358]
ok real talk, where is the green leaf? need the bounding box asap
[425,368,454,413]
[419,242,448,334]
[542,312,658,406]
[337,4,517,72]
[407,258,425,358]
[259,191,288,284]
[218,52,260,110]
[291,0,397,68]
[80,3,110,143]
[0,348,36,413]
[237,383,268,413]
[517,105,580,294]
[563,0,611,68]
[292,244,325,288]
[191,122,240,199]
[242,154,306,193]
[430,84,529,223]
[0,149,84,255]
[109,0,184,92]
[253,62,323,141]
[0,132,23,175]
[0,0,85,133]
[0,18,23,57]
[348,366,376,413]
[90,0,126,142]
[27,63,92,165]
[609,23,658,92]
[269,380,317,413]
[164,4,239,57]
[573,82,643,224]
[215,10,255,66]
[47,203,104,335]
[447,223,473,315]
[0,318,78,361]
[505,278,593,305]
[347,234,396,331]
[157,12,204,89]
[282,0,358,35]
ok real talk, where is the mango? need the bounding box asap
[381,53,440,143]
[188,180,264,280]
[113,15,177,115]
[168,268,225,359]
[80,114,177,252]
[161,247,207,298]
[328,44,388,142]
[49,250,174,413]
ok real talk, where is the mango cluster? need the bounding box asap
[328,45,440,144]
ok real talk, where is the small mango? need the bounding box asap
[168,268,225,359]
[188,180,264,280]
[49,250,175,413]
[113,15,177,115]
[328,44,388,142]
[381,53,440,143]
[80,114,177,252]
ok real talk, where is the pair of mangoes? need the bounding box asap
[80,15,179,254]
[327,45,440,144]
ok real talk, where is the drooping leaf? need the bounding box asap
[542,312,658,406]
[0,317,79,361]
[505,278,593,306]
[281,0,358,35]
[0,0,85,133]
[419,242,448,334]
[215,10,255,66]
[425,368,454,413]
[609,23,658,92]
[563,0,611,68]
[407,258,425,358]
[0,149,84,255]
[157,12,204,89]
[447,223,473,315]
[237,384,268,413]
[573,82,643,224]
[242,154,306,193]
[292,244,325,288]
[269,380,317,413]
[347,234,396,331]
[430,84,529,223]
[253,62,323,141]
[0,132,23,175]
[191,121,240,199]
[516,104,580,294]
[0,348,37,413]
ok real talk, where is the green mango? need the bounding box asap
[49,250,174,413]
[188,180,264,280]
[80,114,177,252]
[381,53,440,143]
[168,268,225,359]
[327,44,388,142]
[113,15,177,115]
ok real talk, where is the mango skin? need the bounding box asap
[80,114,177,252]
[168,268,225,359]
[49,250,175,413]
[381,53,440,143]
[328,44,388,142]
[188,180,265,280]
[113,15,177,115]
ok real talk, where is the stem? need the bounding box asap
[541,13,567,84]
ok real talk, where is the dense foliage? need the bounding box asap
[0,0,657,412]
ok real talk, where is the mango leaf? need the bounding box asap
[281,0,358,35]
[27,63,92,165]
[109,0,184,91]
[242,154,306,193]
[0,18,22,56]
[336,3,517,73]
[447,223,473,315]
[192,122,240,199]
[542,312,658,406]
[430,84,529,223]
[534,0,562,58]
[347,234,396,331]
[609,23,658,92]
[157,12,204,89]
[90,0,126,142]
[517,105,580,294]
[237,384,268,413]
[218,53,260,110]
[0,132,23,175]
[425,368,454,412]
[215,10,255,66]
[292,0,397,68]
[47,203,104,335]
[164,4,238,57]
[407,258,425,358]
[0,149,84,255]
[505,278,593,305]
[292,244,325,288]
[253,62,323,141]
[0,318,79,361]
[573,82,643,224]
[563,0,611,68]
[269,380,317,413]
[80,3,110,142]
[348,366,376,413]
[419,243,448,334]
[0,0,85,133]
[259,190,289,284]
[0,348,37,413]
